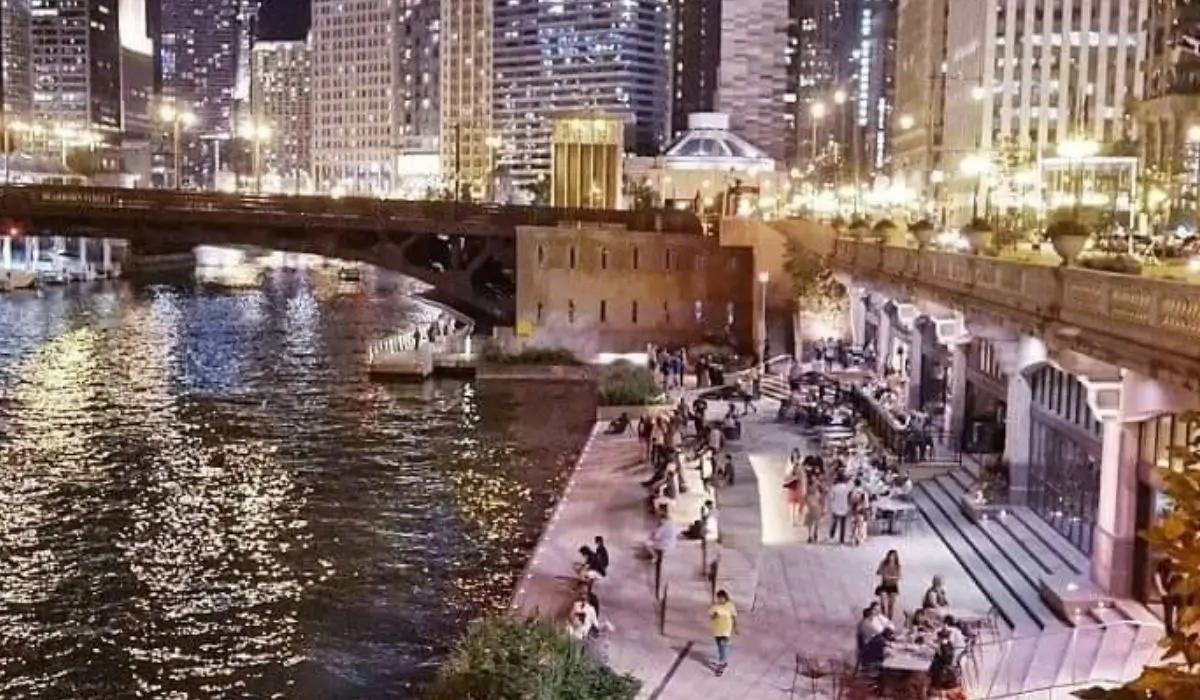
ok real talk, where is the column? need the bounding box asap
[78,238,88,277]
[1003,371,1034,505]
[876,304,894,376]
[944,341,969,442]
[1092,419,1138,597]
[27,237,38,269]
[102,239,112,275]
[850,292,867,347]
[906,320,926,411]
[1,236,10,269]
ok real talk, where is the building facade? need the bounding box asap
[2,0,33,125]
[31,0,123,132]
[494,0,671,185]
[250,38,310,191]
[1137,0,1200,201]
[440,0,491,197]
[159,0,259,186]
[716,0,790,164]
[669,0,721,140]
[891,0,947,194]
[941,0,1147,222]
[550,113,623,209]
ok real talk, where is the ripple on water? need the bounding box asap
[0,276,596,699]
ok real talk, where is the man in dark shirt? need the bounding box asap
[1156,557,1182,635]
[593,536,609,576]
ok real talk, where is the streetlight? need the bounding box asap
[833,89,847,105]
[160,103,196,189]
[756,270,770,366]
[970,85,987,101]
[484,135,502,202]
[960,154,993,220]
[239,119,272,194]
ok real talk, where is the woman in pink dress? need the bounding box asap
[783,458,807,526]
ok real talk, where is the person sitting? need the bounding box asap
[576,545,607,584]
[718,454,735,486]
[566,610,592,640]
[605,412,631,435]
[922,575,950,610]
[942,615,968,652]
[859,626,895,672]
[858,601,894,641]
[928,630,963,691]
[570,590,599,634]
[645,515,678,561]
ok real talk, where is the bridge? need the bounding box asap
[0,185,705,325]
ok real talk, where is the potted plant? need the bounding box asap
[962,218,994,254]
[848,217,870,240]
[909,218,936,249]
[831,215,848,238]
[872,219,897,245]
[1045,218,1090,267]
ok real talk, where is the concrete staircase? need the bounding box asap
[913,467,1163,697]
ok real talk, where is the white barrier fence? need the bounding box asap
[367,315,474,364]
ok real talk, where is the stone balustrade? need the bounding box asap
[830,238,1200,391]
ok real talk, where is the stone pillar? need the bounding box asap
[876,304,894,376]
[906,320,927,411]
[1003,371,1034,504]
[78,238,88,276]
[102,239,113,274]
[850,293,867,347]
[1092,419,1138,597]
[1,236,10,269]
[27,237,38,269]
[944,341,969,442]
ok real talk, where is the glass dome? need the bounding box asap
[661,113,775,172]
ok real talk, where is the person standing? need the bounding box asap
[783,465,805,527]
[827,477,852,544]
[709,589,738,676]
[1156,557,1183,635]
[803,482,826,544]
[875,550,902,619]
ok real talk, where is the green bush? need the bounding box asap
[597,361,666,406]
[425,615,641,700]
[1079,254,1143,275]
[480,344,582,365]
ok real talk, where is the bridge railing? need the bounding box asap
[829,237,1200,388]
[0,184,704,235]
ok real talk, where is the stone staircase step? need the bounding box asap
[1008,507,1093,575]
[1086,623,1140,686]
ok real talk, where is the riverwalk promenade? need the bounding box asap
[510,396,997,700]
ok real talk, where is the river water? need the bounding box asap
[0,270,596,699]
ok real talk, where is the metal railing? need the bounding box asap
[366,320,474,364]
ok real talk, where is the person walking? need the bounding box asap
[803,482,826,544]
[875,549,902,620]
[827,477,852,544]
[709,589,738,676]
[783,464,805,527]
[849,478,870,546]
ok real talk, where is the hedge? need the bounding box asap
[597,360,666,406]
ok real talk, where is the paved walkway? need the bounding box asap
[512,398,994,700]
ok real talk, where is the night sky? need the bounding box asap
[256,0,311,41]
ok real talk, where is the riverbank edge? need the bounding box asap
[508,422,603,611]
[476,363,594,382]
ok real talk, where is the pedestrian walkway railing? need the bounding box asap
[966,621,1159,699]
[366,318,474,364]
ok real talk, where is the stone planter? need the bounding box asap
[962,229,994,255]
[909,221,936,249]
[960,492,1010,524]
[1050,233,1090,267]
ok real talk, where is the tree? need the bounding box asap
[785,238,847,357]
[425,615,640,700]
[1076,415,1200,700]
[624,177,658,210]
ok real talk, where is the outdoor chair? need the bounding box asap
[797,654,835,696]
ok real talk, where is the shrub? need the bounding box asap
[480,344,582,365]
[425,615,641,700]
[597,361,666,406]
[1079,254,1143,275]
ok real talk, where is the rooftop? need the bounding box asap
[661,113,776,172]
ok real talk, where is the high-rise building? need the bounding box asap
[716,0,790,163]
[1138,0,1200,183]
[891,0,947,194]
[494,0,671,185]
[31,0,123,134]
[159,0,259,186]
[250,38,310,191]
[2,0,33,125]
[862,0,896,174]
[310,0,439,193]
[669,0,721,139]
[120,0,155,184]
[941,0,1146,222]
[440,0,490,197]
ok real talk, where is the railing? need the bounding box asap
[827,237,1200,386]
[0,184,705,235]
[366,318,474,364]
[967,621,1160,699]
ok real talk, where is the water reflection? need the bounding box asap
[0,278,595,699]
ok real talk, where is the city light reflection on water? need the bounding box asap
[0,275,596,699]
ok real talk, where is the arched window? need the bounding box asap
[599,300,607,323]
[536,302,544,322]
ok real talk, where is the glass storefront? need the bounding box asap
[1026,366,1103,554]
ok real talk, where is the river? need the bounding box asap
[0,269,596,699]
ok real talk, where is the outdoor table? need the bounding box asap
[873,497,917,535]
[938,607,990,627]
[881,645,933,673]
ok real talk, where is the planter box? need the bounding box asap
[595,404,672,422]
[959,493,1010,524]
[475,363,594,382]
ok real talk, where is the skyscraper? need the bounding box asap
[159,0,259,185]
[1138,0,1200,181]
[2,0,33,125]
[941,0,1146,220]
[891,0,947,193]
[717,0,790,162]
[310,0,439,193]
[120,0,155,184]
[31,0,123,133]
[494,0,671,185]
[670,0,721,139]
[250,38,311,191]
[440,0,491,196]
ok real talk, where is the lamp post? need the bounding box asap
[757,270,770,367]
[1187,126,1200,232]
[484,135,502,202]
[959,154,993,221]
[160,103,196,189]
[810,101,827,166]
[239,119,272,194]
